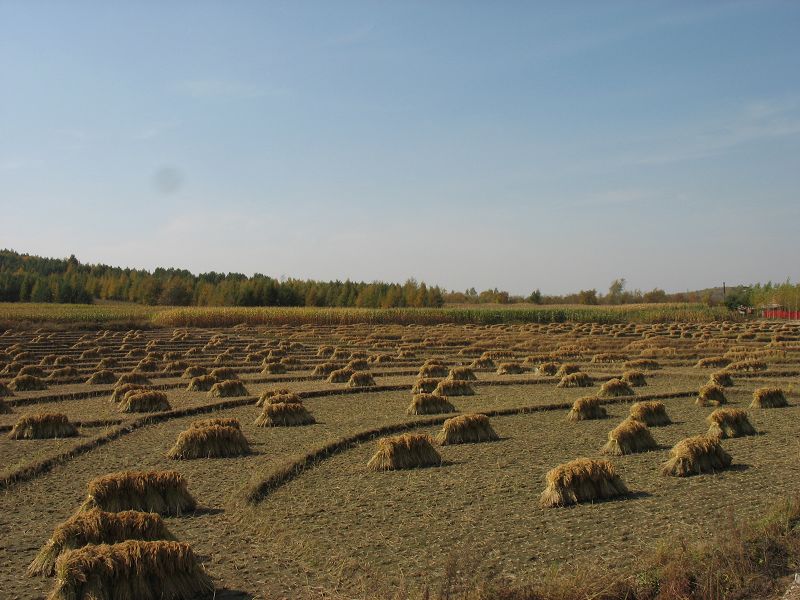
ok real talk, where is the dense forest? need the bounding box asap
[0,250,445,308]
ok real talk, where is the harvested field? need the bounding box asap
[0,319,799,599]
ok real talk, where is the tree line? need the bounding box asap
[3,249,793,310]
[726,281,800,310]
[0,250,445,308]
[444,278,689,306]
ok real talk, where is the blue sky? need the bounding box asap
[1,1,799,295]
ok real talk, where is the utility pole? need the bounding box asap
[723,281,726,300]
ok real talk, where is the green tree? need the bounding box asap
[159,279,193,305]
[30,278,52,302]
[642,288,667,303]
[608,278,626,304]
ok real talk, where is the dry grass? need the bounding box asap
[46,367,78,380]
[167,424,250,459]
[436,413,499,445]
[621,370,647,387]
[388,496,800,600]
[411,377,441,394]
[694,356,731,368]
[368,353,393,365]
[592,352,627,363]
[48,540,213,600]
[448,366,477,381]
[629,400,671,426]
[630,496,800,600]
[116,372,152,386]
[407,393,456,415]
[209,367,238,380]
[119,390,171,413]
[624,358,660,370]
[539,458,628,507]
[661,435,732,477]
[599,378,634,398]
[96,358,118,370]
[28,509,173,577]
[186,375,219,392]
[5,319,800,598]
[254,402,315,427]
[537,362,559,376]
[346,358,370,371]
[367,433,442,471]
[85,369,117,385]
[750,387,788,409]
[601,418,657,455]
[190,417,240,429]
[328,367,355,383]
[81,470,197,515]
[312,362,341,377]
[261,362,287,374]
[496,362,525,375]
[706,408,756,439]
[260,391,302,407]
[255,388,292,407]
[469,356,495,369]
[0,362,22,377]
[556,372,593,388]
[419,364,449,378]
[709,371,733,387]
[555,363,580,377]
[162,360,189,373]
[727,359,767,372]
[433,379,475,397]
[9,374,48,391]
[696,383,727,407]
[135,358,159,372]
[109,383,146,403]
[348,371,376,387]
[567,396,607,422]
[280,357,301,368]
[181,365,207,379]
[209,379,249,397]
[0,381,13,398]
[9,413,78,439]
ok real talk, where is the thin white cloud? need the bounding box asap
[132,122,179,141]
[578,188,656,207]
[159,211,262,236]
[617,98,800,166]
[55,128,95,151]
[326,24,376,47]
[0,159,31,170]
[175,79,288,100]
[531,1,760,63]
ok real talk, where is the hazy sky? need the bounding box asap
[1,1,799,295]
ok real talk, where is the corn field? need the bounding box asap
[0,302,735,327]
[0,303,163,324]
[151,303,734,327]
